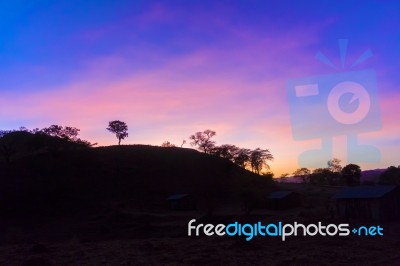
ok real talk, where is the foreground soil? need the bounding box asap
[0,230,399,266]
[0,207,399,266]
[0,184,398,265]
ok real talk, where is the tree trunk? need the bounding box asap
[118,138,121,145]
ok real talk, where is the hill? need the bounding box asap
[1,145,399,266]
[0,144,274,219]
[361,168,385,183]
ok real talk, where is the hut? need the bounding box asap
[333,185,400,221]
[166,193,195,210]
[267,191,302,210]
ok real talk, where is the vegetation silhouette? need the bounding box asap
[161,141,176,147]
[342,163,362,186]
[0,126,94,163]
[292,168,311,183]
[0,125,399,266]
[106,120,128,145]
[0,127,274,223]
[379,166,400,184]
[189,130,274,174]
[189,129,216,154]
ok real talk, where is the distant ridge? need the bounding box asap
[275,168,386,183]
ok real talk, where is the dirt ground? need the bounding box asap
[1,207,399,266]
[1,184,399,265]
[1,228,399,266]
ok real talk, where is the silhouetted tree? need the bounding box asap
[293,167,311,183]
[40,125,81,141]
[0,130,12,138]
[233,148,251,168]
[0,126,94,162]
[309,167,341,185]
[161,141,176,147]
[249,148,273,174]
[379,166,400,185]
[34,125,95,152]
[107,120,128,145]
[328,158,342,173]
[211,144,239,161]
[180,140,186,148]
[0,130,16,163]
[310,168,329,185]
[41,125,63,137]
[0,130,38,162]
[341,163,361,186]
[189,129,216,153]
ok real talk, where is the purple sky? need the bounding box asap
[1,1,399,175]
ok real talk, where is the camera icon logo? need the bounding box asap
[327,80,370,125]
[286,40,381,167]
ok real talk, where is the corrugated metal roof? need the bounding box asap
[268,191,294,199]
[167,194,189,200]
[333,185,397,199]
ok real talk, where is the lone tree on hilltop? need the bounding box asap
[107,120,128,145]
[189,129,216,154]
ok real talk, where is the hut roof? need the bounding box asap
[333,185,397,199]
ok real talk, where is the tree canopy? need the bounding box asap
[107,120,129,145]
[189,129,273,175]
[0,125,94,163]
[379,166,400,185]
[341,163,362,186]
[189,129,216,154]
[293,168,311,183]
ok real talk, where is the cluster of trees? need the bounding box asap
[286,162,400,186]
[0,125,96,163]
[290,158,362,186]
[2,121,276,177]
[379,166,400,185]
[4,119,399,187]
[0,118,131,165]
[187,129,274,174]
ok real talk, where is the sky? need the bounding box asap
[0,0,399,176]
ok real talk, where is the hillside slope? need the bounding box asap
[0,145,273,217]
